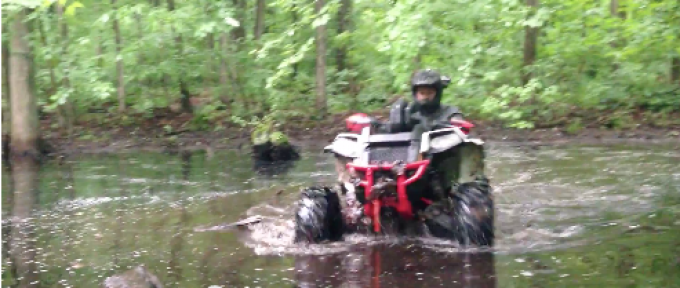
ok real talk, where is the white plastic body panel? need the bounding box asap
[324,126,484,160]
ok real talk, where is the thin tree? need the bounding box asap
[2,24,11,129]
[56,3,76,134]
[315,0,328,117]
[112,0,126,112]
[522,0,539,86]
[254,0,265,40]
[336,0,356,108]
[336,0,351,73]
[672,56,680,85]
[672,0,680,85]
[609,0,626,71]
[167,0,193,114]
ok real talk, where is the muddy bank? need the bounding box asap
[30,112,680,156]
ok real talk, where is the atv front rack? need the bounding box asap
[347,160,430,233]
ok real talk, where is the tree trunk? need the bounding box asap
[219,33,230,103]
[205,32,215,92]
[3,25,11,130]
[149,0,164,88]
[609,0,626,71]
[315,0,327,117]
[609,0,619,18]
[336,0,351,73]
[134,11,146,86]
[609,0,627,19]
[521,0,539,86]
[112,0,126,112]
[336,0,357,108]
[179,81,193,114]
[231,0,246,42]
[9,9,40,157]
[204,1,215,92]
[134,13,144,64]
[97,30,104,68]
[2,28,8,96]
[609,0,619,71]
[673,57,680,85]
[252,0,268,114]
[291,4,299,80]
[218,34,241,106]
[230,0,248,110]
[167,0,193,114]
[37,19,56,88]
[36,17,59,126]
[674,0,680,84]
[254,0,265,40]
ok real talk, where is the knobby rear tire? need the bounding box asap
[451,179,495,246]
[294,186,345,243]
[423,177,495,247]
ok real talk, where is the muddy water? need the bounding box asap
[2,143,679,287]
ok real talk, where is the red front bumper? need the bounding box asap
[346,160,431,233]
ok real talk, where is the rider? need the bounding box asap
[371,68,464,161]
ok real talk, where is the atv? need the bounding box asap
[294,107,494,246]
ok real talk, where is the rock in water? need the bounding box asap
[102,265,164,288]
[252,142,300,162]
[250,128,301,162]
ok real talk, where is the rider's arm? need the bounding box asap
[428,107,465,130]
[370,98,418,133]
[445,104,464,120]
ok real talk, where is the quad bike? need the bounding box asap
[294,105,494,246]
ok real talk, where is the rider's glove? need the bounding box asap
[367,117,388,132]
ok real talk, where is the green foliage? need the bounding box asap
[187,113,212,131]
[249,117,286,146]
[188,103,227,131]
[269,131,288,145]
[565,117,584,135]
[2,0,679,131]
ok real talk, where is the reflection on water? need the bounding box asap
[294,243,496,288]
[253,159,298,178]
[1,143,679,287]
[5,158,41,288]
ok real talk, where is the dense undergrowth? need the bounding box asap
[2,0,679,137]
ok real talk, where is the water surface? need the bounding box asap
[2,142,679,287]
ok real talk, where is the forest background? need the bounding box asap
[2,0,679,153]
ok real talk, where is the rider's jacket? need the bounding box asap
[373,99,464,134]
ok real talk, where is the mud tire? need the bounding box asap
[294,186,345,243]
[423,176,494,246]
[451,177,495,246]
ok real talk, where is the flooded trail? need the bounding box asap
[2,142,679,287]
